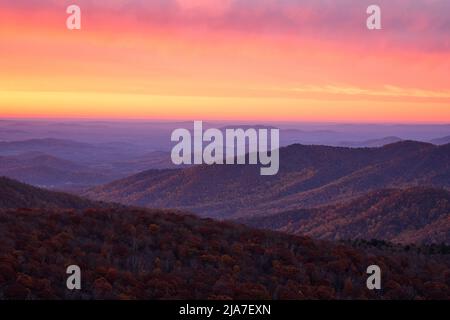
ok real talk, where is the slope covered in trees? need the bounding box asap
[0,207,449,300]
[239,188,450,244]
[85,141,450,218]
[0,177,110,210]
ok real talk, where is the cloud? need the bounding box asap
[273,84,450,99]
[1,0,448,52]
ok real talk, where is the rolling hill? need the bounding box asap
[0,152,114,188]
[85,141,450,218]
[238,187,450,244]
[430,135,450,146]
[0,206,448,299]
[338,136,403,148]
[0,177,111,210]
[0,170,448,299]
[0,139,181,189]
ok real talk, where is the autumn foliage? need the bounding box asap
[0,208,449,300]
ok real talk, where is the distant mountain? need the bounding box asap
[0,152,115,188]
[0,206,448,299]
[110,151,182,173]
[0,151,85,170]
[279,128,343,146]
[0,177,110,210]
[0,138,136,164]
[338,136,403,148]
[85,141,450,218]
[2,119,449,148]
[219,124,278,131]
[238,187,450,244]
[0,138,93,153]
[430,135,450,145]
[0,139,181,189]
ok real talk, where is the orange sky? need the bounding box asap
[0,0,449,122]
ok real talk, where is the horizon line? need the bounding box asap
[1,116,450,126]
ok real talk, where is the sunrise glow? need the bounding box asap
[1,0,449,122]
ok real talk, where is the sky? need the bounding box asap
[0,0,449,122]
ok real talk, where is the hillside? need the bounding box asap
[0,207,448,299]
[239,188,450,244]
[0,177,110,210]
[0,139,182,189]
[0,153,113,188]
[85,141,450,218]
[338,136,403,148]
[430,136,450,145]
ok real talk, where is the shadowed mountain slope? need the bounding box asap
[0,177,110,210]
[85,141,450,218]
[238,187,450,244]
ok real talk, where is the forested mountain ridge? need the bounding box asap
[85,141,450,218]
[0,177,112,210]
[0,207,448,299]
[239,187,450,244]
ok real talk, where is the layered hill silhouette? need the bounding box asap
[0,138,179,189]
[430,135,450,145]
[338,136,403,148]
[0,206,449,299]
[85,141,450,218]
[0,177,109,210]
[0,152,113,188]
[239,187,450,244]
[0,173,449,299]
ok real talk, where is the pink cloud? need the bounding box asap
[1,0,448,52]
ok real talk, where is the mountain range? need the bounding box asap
[85,141,450,219]
[0,177,111,210]
[0,175,449,299]
[338,136,403,148]
[0,138,176,190]
[0,152,114,189]
[1,120,450,299]
[430,135,450,146]
[238,187,450,244]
